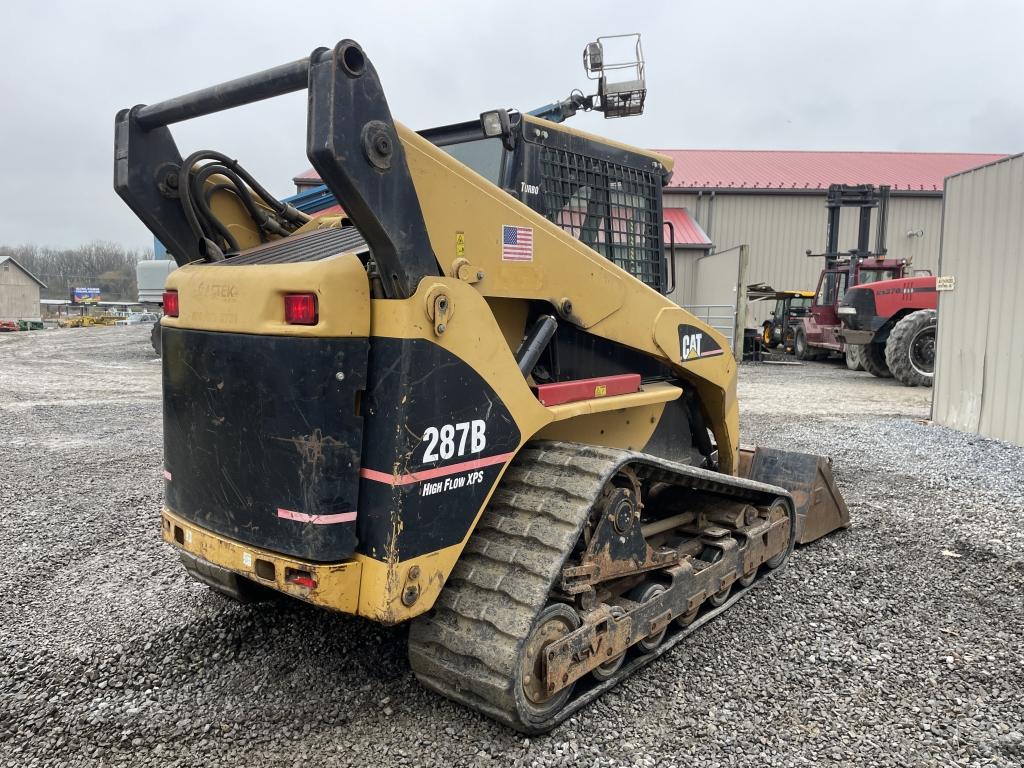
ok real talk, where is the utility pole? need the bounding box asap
[733,244,750,363]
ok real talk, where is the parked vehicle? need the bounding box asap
[839,279,937,386]
[115,312,159,326]
[747,284,814,352]
[136,258,178,353]
[0,319,43,331]
[57,314,120,329]
[114,36,851,733]
[794,184,937,386]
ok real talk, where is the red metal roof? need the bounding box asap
[297,150,1005,194]
[312,203,344,216]
[654,150,1006,192]
[663,208,711,248]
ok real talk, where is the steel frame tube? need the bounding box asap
[135,58,312,129]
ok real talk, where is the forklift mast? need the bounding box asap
[821,184,891,284]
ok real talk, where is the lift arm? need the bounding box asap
[114,39,438,299]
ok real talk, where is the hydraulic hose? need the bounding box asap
[177,149,312,260]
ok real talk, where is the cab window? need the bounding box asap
[439,138,505,185]
[859,269,897,284]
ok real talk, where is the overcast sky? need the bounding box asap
[0,0,1020,251]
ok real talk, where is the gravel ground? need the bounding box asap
[1,327,1022,767]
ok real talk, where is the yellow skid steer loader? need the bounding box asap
[114,38,848,733]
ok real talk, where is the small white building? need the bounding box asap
[0,255,46,321]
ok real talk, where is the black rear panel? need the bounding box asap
[163,328,368,561]
[356,338,521,562]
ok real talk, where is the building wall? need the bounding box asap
[0,262,42,320]
[932,154,1024,447]
[666,247,741,347]
[666,249,707,307]
[665,191,943,324]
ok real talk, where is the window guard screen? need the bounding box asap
[539,147,663,290]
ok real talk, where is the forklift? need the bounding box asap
[794,184,903,369]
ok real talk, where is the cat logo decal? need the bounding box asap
[677,324,724,362]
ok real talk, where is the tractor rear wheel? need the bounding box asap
[845,345,865,371]
[885,309,937,387]
[860,342,892,379]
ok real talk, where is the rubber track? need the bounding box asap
[407,441,794,733]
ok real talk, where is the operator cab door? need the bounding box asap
[809,269,847,345]
[507,121,669,294]
[769,297,785,337]
[772,298,785,322]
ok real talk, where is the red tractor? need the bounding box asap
[793,184,937,386]
[838,275,937,386]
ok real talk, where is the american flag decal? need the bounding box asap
[501,225,534,262]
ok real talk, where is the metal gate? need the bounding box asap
[682,304,735,348]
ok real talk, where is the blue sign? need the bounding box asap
[71,287,101,304]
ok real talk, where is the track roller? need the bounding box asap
[518,604,581,720]
[591,605,626,681]
[629,583,669,653]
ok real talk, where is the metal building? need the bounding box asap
[932,153,1024,447]
[291,149,1007,333]
[0,255,46,321]
[658,150,1005,323]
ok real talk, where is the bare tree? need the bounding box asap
[0,242,153,301]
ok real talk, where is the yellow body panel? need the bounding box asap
[399,122,739,473]
[536,402,668,451]
[353,545,463,623]
[163,252,370,337]
[162,509,362,614]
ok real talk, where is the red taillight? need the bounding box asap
[284,293,318,325]
[163,290,179,317]
[285,569,317,589]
